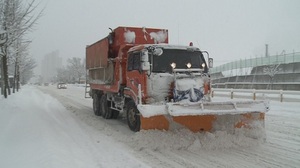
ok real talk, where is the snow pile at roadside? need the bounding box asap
[130,128,265,152]
[0,86,150,168]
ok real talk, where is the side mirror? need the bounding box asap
[201,51,212,68]
[208,58,213,68]
[141,51,150,71]
[141,50,149,62]
[141,62,150,71]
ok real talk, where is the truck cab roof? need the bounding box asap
[128,43,201,53]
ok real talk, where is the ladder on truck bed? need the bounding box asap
[85,83,91,98]
[85,70,91,98]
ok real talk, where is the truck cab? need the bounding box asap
[125,44,212,105]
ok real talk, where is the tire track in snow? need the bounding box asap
[163,150,232,168]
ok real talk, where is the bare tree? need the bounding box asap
[19,55,36,85]
[10,39,31,92]
[263,64,281,90]
[0,0,42,98]
[56,67,69,83]
[67,57,85,84]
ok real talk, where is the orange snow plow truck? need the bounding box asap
[86,26,269,133]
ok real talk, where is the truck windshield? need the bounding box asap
[151,48,208,73]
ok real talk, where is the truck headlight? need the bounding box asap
[187,63,191,68]
[171,62,176,69]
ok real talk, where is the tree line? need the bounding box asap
[55,57,86,84]
[0,0,41,98]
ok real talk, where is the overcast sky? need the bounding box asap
[29,0,300,73]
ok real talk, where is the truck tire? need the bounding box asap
[100,94,113,119]
[93,93,101,116]
[126,100,140,132]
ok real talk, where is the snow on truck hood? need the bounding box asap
[175,77,204,91]
[146,73,206,103]
[146,73,174,103]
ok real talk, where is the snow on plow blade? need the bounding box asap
[137,101,269,133]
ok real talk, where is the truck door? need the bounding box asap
[126,51,146,103]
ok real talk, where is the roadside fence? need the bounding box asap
[211,88,300,102]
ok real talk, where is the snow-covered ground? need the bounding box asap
[0,85,299,168]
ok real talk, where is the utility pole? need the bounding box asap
[265,44,269,57]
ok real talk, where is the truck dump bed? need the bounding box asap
[86,26,169,84]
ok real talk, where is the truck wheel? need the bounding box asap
[93,93,101,116]
[100,94,113,119]
[126,100,140,132]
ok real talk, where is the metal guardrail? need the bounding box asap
[211,88,300,102]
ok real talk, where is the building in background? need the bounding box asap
[41,50,62,83]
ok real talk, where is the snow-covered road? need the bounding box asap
[0,85,299,168]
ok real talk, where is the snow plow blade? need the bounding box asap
[138,101,269,133]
